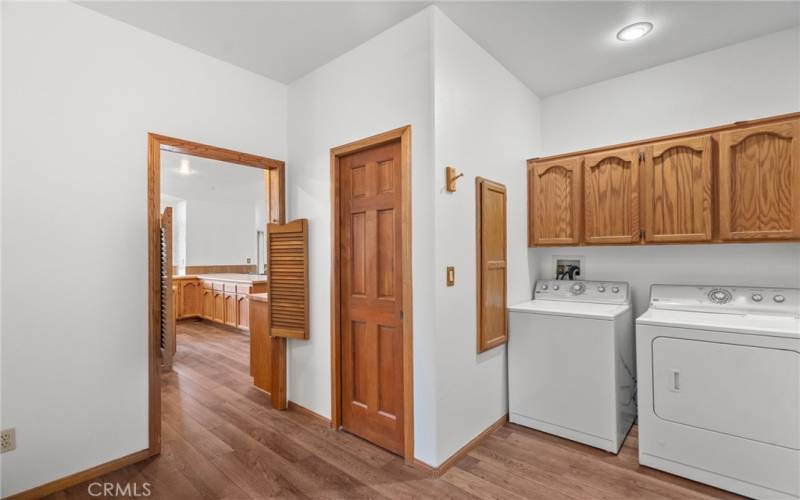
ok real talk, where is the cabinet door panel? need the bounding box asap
[529,157,582,246]
[719,118,800,240]
[236,294,249,331]
[643,135,713,242]
[213,292,225,323]
[584,147,641,244]
[224,292,237,326]
[202,289,213,320]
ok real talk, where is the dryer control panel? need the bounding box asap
[649,284,800,317]
[534,280,630,304]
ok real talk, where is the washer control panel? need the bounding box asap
[534,280,630,304]
[649,284,800,317]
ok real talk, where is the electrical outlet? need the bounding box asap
[1,428,16,453]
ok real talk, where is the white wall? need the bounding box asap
[185,200,258,267]
[536,27,800,318]
[542,27,800,154]
[287,8,438,464]
[0,2,287,496]
[430,10,541,465]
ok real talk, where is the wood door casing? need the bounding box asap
[476,178,507,353]
[529,157,582,246]
[584,146,641,244]
[339,139,405,456]
[642,135,714,242]
[719,118,800,240]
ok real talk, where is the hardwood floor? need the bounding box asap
[48,321,739,499]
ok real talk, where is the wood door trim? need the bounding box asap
[330,126,414,464]
[148,133,286,456]
[528,111,800,163]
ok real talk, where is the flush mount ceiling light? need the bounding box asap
[616,22,653,42]
[177,157,194,176]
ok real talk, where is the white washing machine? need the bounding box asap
[508,279,635,453]
[637,284,800,500]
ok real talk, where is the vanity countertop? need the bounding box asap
[174,273,268,284]
[248,292,269,303]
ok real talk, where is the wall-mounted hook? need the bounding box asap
[446,166,464,192]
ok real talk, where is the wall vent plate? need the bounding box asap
[1,428,16,453]
[553,255,585,280]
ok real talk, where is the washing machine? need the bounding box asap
[637,284,800,500]
[508,279,635,453]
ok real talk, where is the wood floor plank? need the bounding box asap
[48,320,740,500]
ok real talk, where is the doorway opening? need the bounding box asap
[330,126,414,463]
[147,133,286,455]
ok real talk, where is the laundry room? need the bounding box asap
[2,2,799,500]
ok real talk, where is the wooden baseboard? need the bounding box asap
[413,414,508,478]
[287,400,331,427]
[5,448,152,500]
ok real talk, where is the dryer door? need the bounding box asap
[652,336,800,450]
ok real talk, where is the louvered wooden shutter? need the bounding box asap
[160,207,175,370]
[267,218,309,339]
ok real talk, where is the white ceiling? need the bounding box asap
[80,1,800,97]
[161,151,265,203]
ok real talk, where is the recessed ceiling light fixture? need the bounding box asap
[616,21,653,42]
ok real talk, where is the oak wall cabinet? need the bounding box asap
[528,157,582,246]
[583,146,641,245]
[642,135,714,243]
[719,119,800,241]
[527,113,800,247]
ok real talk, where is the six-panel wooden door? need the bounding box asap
[529,157,582,246]
[583,146,641,244]
[339,139,405,456]
[642,135,713,242]
[719,118,800,240]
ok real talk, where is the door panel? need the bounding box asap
[643,135,713,242]
[476,178,507,352]
[529,157,582,246]
[340,140,404,455]
[584,147,641,244]
[719,118,800,240]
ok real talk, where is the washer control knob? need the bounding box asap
[774,295,786,303]
[751,293,763,302]
[570,283,586,295]
[708,289,733,304]
[611,287,620,294]
[552,285,560,290]
[597,286,606,293]
[541,284,548,290]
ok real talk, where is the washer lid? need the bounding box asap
[509,299,630,320]
[637,308,800,339]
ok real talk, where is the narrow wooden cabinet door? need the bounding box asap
[182,281,202,317]
[529,157,582,246]
[213,291,224,323]
[476,178,507,353]
[224,292,237,327]
[202,289,213,320]
[719,118,800,240]
[642,135,713,242]
[236,294,249,330]
[584,146,641,244]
